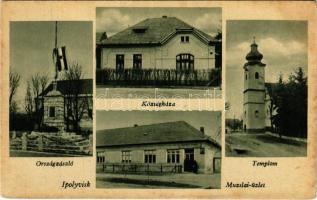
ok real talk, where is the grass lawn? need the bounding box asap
[226,132,307,157]
[96,87,222,99]
[96,173,221,189]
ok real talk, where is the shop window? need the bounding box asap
[122,150,131,163]
[167,149,180,163]
[97,152,105,163]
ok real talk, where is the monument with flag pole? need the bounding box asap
[38,21,93,133]
[9,21,93,156]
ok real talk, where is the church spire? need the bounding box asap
[244,37,265,67]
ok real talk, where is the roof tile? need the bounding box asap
[96,121,220,148]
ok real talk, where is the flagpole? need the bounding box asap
[54,21,58,82]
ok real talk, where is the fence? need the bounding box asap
[98,163,183,174]
[96,68,221,87]
[10,131,93,156]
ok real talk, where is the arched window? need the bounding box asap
[245,74,247,80]
[255,110,259,118]
[255,72,259,79]
[176,54,194,72]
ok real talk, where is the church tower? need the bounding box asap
[243,38,266,132]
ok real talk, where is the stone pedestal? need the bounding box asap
[38,135,43,151]
[21,132,27,151]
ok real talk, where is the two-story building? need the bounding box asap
[96,16,221,87]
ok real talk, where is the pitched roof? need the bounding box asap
[96,121,221,148]
[97,16,217,46]
[39,79,93,96]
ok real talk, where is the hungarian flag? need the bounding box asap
[53,46,68,71]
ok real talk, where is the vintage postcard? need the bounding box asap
[1,1,316,199]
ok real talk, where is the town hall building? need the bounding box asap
[96,16,221,87]
[96,16,221,71]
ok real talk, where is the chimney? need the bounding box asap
[100,32,108,41]
[134,124,138,127]
[200,127,205,134]
[162,15,167,18]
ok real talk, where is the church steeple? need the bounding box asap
[242,36,266,133]
[244,37,265,67]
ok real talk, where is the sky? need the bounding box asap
[10,21,93,112]
[226,20,307,119]
[96,7,222,37]
[96,111,222,142]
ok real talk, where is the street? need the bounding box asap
[96,173,221,189]
[226,132,307,157]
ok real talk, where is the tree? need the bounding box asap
[40,75,49,93]
[9,72,21,113]
[63,63,89,133]
[9,71,21,131]
[214,30,222,70]
[30,73,49,129]
[271,67,307,138]
[24,81,33,118]
[226,118,243,132]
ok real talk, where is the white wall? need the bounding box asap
[243,63,266,131]
[101,33,215,70]
[96,142,220,174]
